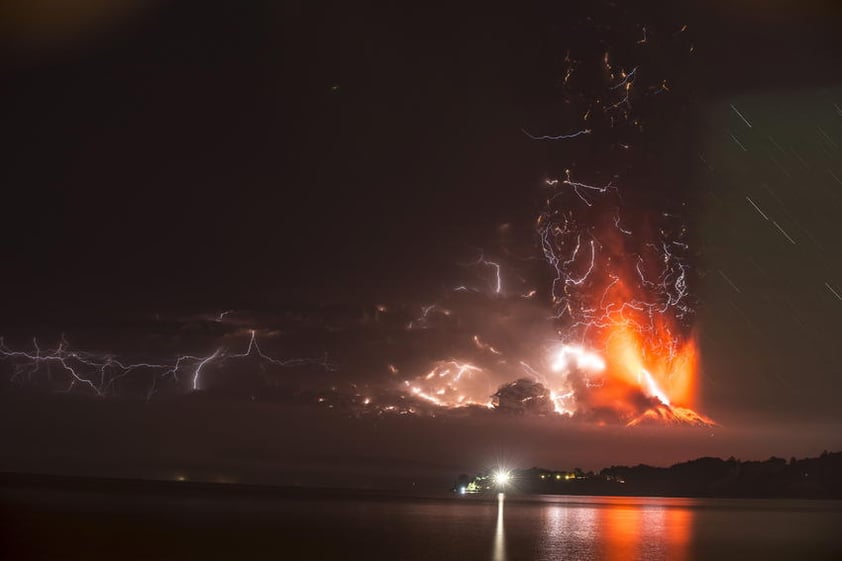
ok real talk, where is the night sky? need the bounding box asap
[1,0,841,489]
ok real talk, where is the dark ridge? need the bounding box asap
[454,450,842,499]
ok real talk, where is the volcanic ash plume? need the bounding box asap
[388,16,715,426]
[0,13,715,428]
[530,17,713,427]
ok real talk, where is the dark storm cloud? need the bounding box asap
[0,0,161,57]
[1,0,841,484]
[1,391,837,489]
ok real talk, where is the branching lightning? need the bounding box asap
[1,13,714,428]
[522,128,592,141]
[1,329,333,398]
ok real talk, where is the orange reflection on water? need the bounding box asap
[602,505,642,561]
[662,506,692,561]
[596,498,693,561]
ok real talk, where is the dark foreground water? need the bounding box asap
[2,485,841,560]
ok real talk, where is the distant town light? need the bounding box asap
[493,470,511,487]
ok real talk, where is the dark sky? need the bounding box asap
[1,0,841,488]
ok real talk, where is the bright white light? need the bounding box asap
[640,368,670,406]
[493,470,511,487]
[550,345,606,373]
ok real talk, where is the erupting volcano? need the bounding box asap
[0,13,714,429]
[398,21,715,427]
[529,162,713,425]
[528,22,713,427]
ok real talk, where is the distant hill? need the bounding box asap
[454,450,842,499]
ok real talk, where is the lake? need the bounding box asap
[2,485,841,560]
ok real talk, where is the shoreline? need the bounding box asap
[4,470,842,503]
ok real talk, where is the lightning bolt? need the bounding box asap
[1,329,334,398]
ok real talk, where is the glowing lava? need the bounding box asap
[540,325,713,426]
[600,322,713,426]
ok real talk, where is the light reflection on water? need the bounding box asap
[498,493,692,561]
[493,493,506,561]
[2,488,841,560]
[533,496,692,561]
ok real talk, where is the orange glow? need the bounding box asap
[395,230,714,425]
[599,500,693,561]
[602,320,699,409]
[583,252,710,424]
[664,507,693,561]
[601,505,641,561]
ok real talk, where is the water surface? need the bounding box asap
[2,486,840,560]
